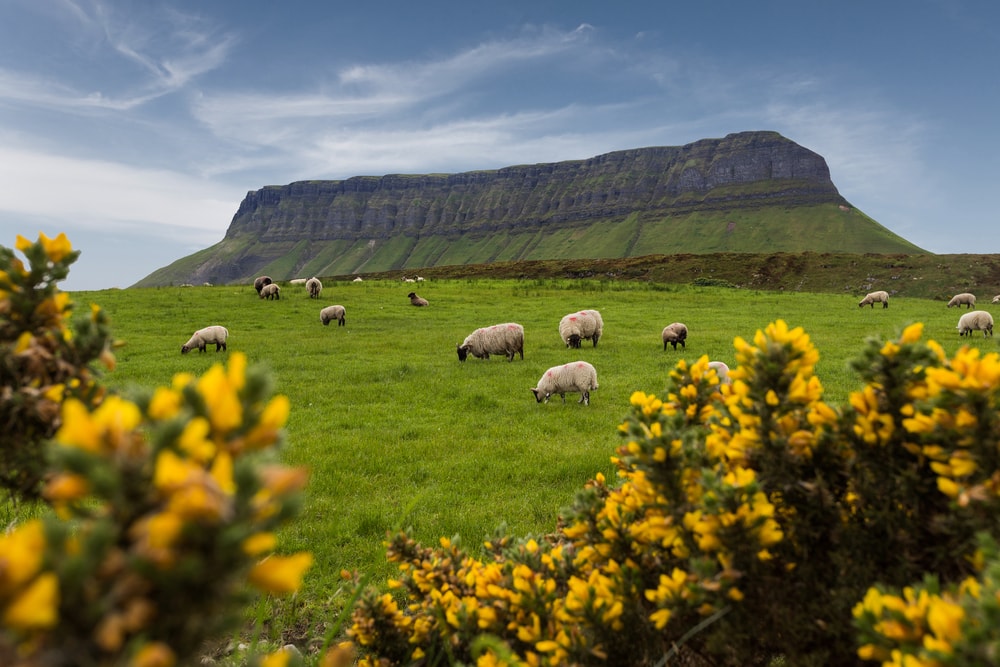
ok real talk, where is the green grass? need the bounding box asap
[66,278,999,634]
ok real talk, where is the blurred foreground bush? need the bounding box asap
[348,321,1000,666]
[0,235,312,667]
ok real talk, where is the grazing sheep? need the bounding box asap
[253,276,272,295]
[947,292,976,309]
[957,310,994,337]
[531,361,599,406]
[289,278,308,286]
[320,305,346,326]
[260,283,281,300]
[408,292,428,306]
[858,290,889,309]
[181,325,229,354]
[707,361,733,386]
[662,322,688,350]
[559,310,602,348]
[993,294,1000,304]
[306,277,322,299]
[352,277,363,283]
[457,323,524,362]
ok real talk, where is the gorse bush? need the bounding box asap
[0,233,114,500]
[0,235,313,667]
[346,321,1000,666]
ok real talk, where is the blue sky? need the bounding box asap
[1,1,997,290]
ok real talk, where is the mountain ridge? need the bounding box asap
[133,131,926,287]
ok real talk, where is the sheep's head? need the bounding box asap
[181,344,191,354]
[457,345,470,362]
[530,388,548,403]
[567,334,582,348]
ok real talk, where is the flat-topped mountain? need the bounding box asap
[134,131,925,287]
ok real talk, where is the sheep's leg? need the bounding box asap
[580,391,590,406]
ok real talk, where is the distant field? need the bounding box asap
[73,278,999,621]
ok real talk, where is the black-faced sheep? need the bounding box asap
[457,323,524,362]
[947,292,976,309]
[957,310,994,337]
[306,277,322,299]
[253,275,272,295]
[181,325,229,354]
[320,305,346,326]
[531,361,598,406]
[408,292,428,306]
[260,283,281,300]
[662,322,688,350]
[559,310,602,348]
[859,290,889,308]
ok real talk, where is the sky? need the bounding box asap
[0,1,997,291]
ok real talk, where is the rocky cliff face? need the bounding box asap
[226,131,842,244]
[136,131,925,288]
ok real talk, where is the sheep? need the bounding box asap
[858,290,889,309]
[352,277,364,283]
[289,278,308,286]
[531,361,599,406]
[559,310,602,348]
[253,275,272,295]
[957,310,994,337]
[993,295,1000,304]
[320,305,346,326]
[260,283,281,300]
[578,309,603,347]
[662,322,688,350]
[408,292,428,306]
[457,323,524,362]
[181,325,229,354]
[947,292,976,309]
[707,361,733,386]
[306,277,322,299]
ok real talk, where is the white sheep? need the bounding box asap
[947,292,976,309]
[993,294,1000,304]
[181,325,229,354]
[352,277,364,283]
[457,323,524,362]
[320,305,346,327]
[253,275,272,295]
[662,322,688,350]
[559,310,602,348]
[707,361,733,386]
[260,283,281,300]
[306,277,322,299]
[408,291,428,306]
[957,310,994,337]
[531,361,598,406]
[858,290,889,309]
[289,278,308,286]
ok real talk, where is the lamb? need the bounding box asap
[181,325,229,354]
[408,292,429,306]
[662,322,688,350]
[320,305,346,327]
[559,310,602,348]
[531,361,599,406]
[253,275,272,295]
[957,310,994,337]
[947,292,976,309]
[457,323,524,362]
[260,283,281,300]
[858,290,889,309]
[306,277,322,299]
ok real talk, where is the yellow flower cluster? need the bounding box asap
[1,352,311,666]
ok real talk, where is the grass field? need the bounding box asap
[64,278,999,634]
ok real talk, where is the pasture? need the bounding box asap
[73,278,998,626]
